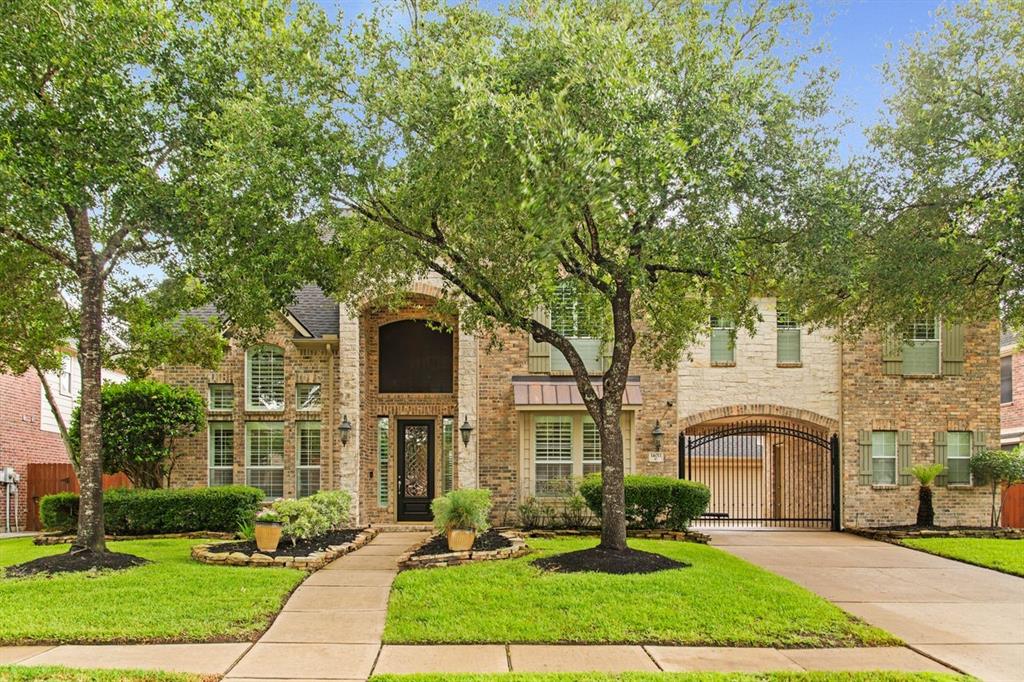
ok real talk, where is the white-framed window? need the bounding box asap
[377,417,389,507]
[550,282,603,373]
[246,422,284,498]
[208,422,234,486]
[296,421,321,497]
[710,315,735,365]
[947,431,972,485]
[582,417,601,477]
[903,317,939,375]
[246,345,284,411]
[441,416,455,494]
[209,384,234,411]
[58,355,74,397]
[296,383,321,411]
[534,416,574,496]
[872,430,897,485]
[777,310,801,364]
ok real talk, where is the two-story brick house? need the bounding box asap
[153,280,1000,529]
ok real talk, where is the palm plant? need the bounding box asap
[908,464,946,527]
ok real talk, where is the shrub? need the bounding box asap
[971,447,1024,526]
[431,488,492,533]
[578,475,711,530]
[38,486,263,534]
[560,491,593,528]
[272,498,329,545]
[308,490,352,530]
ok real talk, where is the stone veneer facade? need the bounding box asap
[156,285,1000,529]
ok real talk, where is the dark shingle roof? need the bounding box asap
[181,285,339,338]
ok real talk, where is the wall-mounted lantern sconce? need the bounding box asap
[460,415,474,447]
[339,415,352,446]
[652,420,664,452]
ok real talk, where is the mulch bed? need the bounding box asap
[4,549,150,578]
[532,546,689,575]
[208,529,362,558]
[411,529,512,557]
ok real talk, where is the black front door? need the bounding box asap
[397,419,435,521]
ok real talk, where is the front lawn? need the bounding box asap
[0,665,213,681]
[383,537,897,647]
[371,673,970,682]
[0,537,304,645]
[900,537,1024,577]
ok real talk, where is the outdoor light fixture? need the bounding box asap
[339,415,352,446]
[652,420,664,452]
[460,415,474,447]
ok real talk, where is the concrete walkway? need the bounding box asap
[711,530,1024,682]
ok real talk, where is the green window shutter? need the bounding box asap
[897,431,913,485]
[527,306,551,373]
[882,332,903,375]
[858,430,873,485]
[941,322,965,376]
[933,431,948,486]
[972,429,988,456]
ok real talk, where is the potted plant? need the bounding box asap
[431,488,492,551]
[254,509,283,552]
[908,464,945,527]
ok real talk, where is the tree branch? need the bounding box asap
[0,225,76,270]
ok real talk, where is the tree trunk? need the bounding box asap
[916,485,934,527]
[69,207,107,554]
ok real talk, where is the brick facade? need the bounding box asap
[0,371,70,530]
[1000,334,1023,449]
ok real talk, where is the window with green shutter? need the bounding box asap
[946,431,972,485]
[902,318,939,375]
[777,310,801,365]
[710,315,735,365]
[871,431,897,485]
[550,282,603,374]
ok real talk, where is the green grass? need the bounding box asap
[900,537,1024,577]
[0,665,213,681]
[0,537,305,645]
[370,673,971,682]
[383,538,898,647]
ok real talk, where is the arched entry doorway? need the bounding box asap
[680,418,840,529]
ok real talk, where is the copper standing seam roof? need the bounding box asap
[511,376,643,407]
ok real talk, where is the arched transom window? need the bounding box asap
[247,345,284,410]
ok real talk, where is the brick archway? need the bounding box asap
[679,404,838,434]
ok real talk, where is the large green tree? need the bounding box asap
[322,0,848,550]
[0,0,333,557]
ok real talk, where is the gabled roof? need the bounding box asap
[182,285,339,339]
[1002,330,1019,350]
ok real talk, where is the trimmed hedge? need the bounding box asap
[578,475,711,530]
[38,486,264,534]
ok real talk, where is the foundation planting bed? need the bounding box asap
[192,527,377,570]
[399,529,528,569]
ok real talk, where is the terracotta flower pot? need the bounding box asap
[254,521,282,552]
[447,528,476,552]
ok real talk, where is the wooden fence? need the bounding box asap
[1002,483,1024,529]
[25,463,131,531]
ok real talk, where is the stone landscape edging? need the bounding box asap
[525,528,711,544]
[191,527,378,570]
[35,531,235,545]
[398,530,528,569]
[847,526,1024,542]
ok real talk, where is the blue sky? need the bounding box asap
[320,0,944,158]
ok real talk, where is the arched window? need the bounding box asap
[378,320,453,393]
[246,345,284,410]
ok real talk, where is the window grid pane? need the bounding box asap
[209,384,234,411]
[208,422,234,486]
[710,329,734,364]
[903,341,940,375]
[246,423,284,498]
[872,431,897,485]
[296,422,321,498]
[908,318,937,340]
[535,416,572,496]
[1001,356,1013,404]
[947,431,972,485]
[441,417,454,494]
[296,383,321,411]
[583,418,601,477]
[377,417,389,507]
[248,346,284,410]
[777,328,801,364]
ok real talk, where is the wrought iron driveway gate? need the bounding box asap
[679,420,840,530]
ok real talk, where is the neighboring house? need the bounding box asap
[1001,331,1022,451]
[153,281,1000,529]
[0,352,126,531]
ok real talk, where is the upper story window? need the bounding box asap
[710,315,735,366]
[209,384,234,411]
[1002,355,1014,404]
[58,355,74,397]
[776,310,801,365]
[902,317,939,375]
[246,345,284,411]
[378,320,453,393]
[550,282,603,374]
[296,383,321,411]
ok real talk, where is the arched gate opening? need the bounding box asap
[680,419,840,529]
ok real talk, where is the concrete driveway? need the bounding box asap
[710,530,1024,682]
